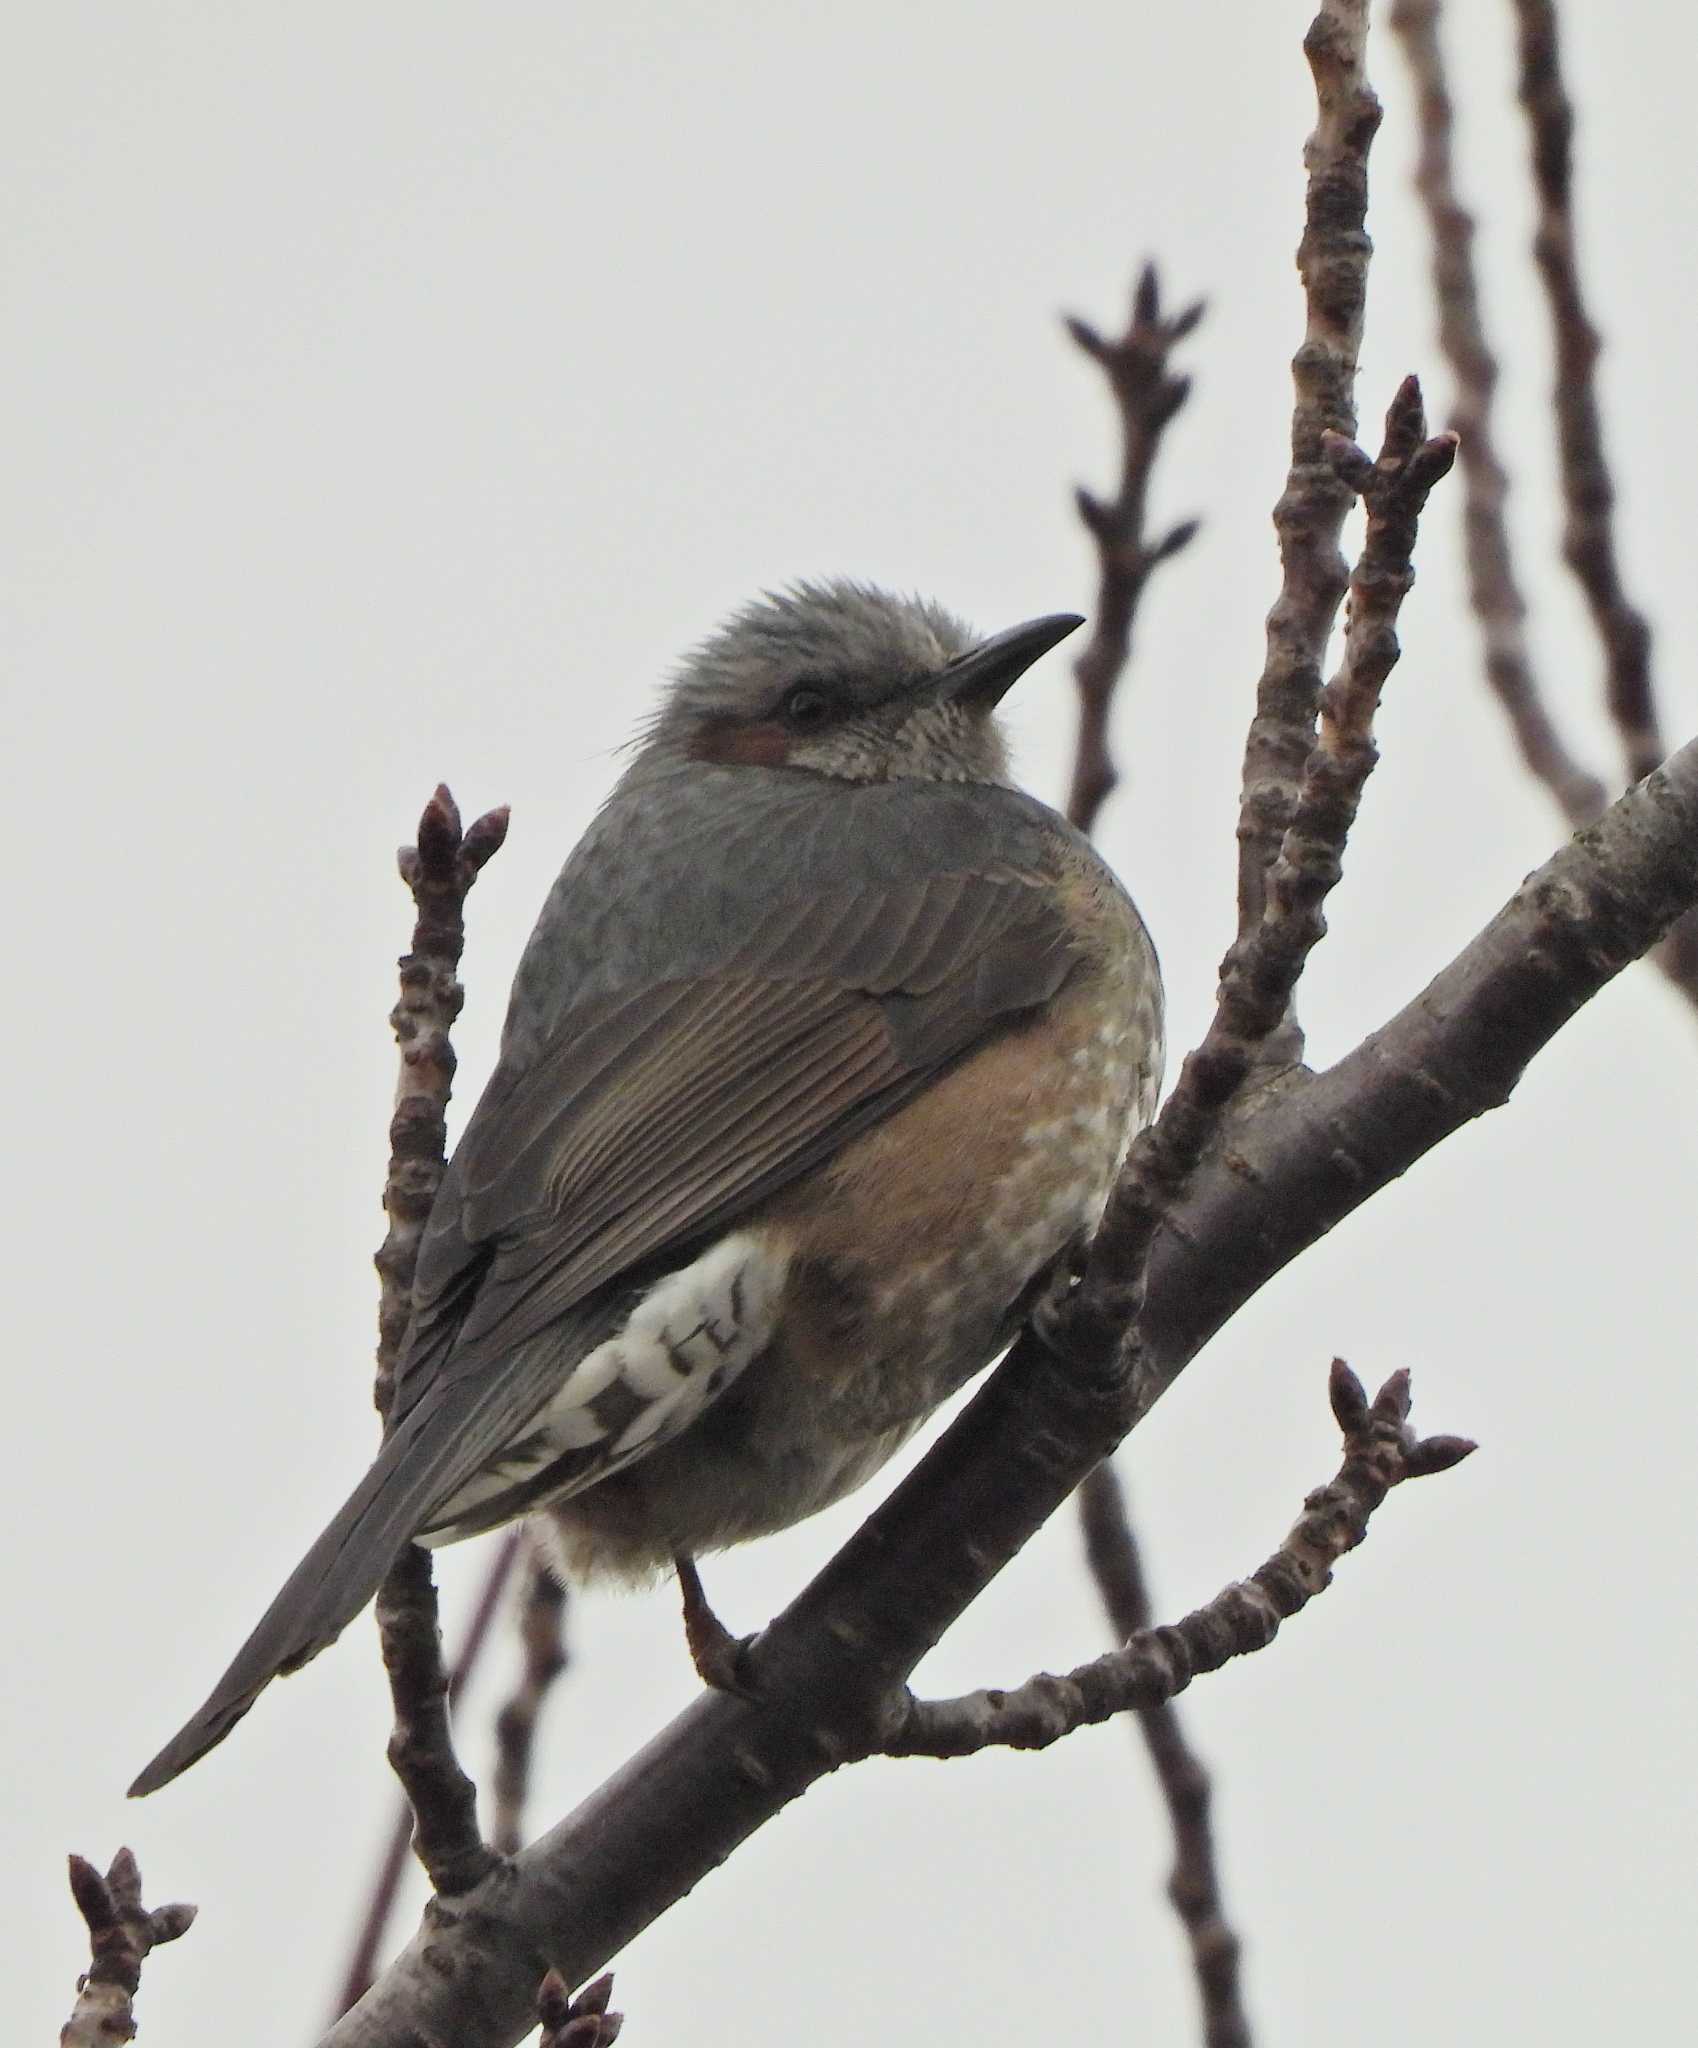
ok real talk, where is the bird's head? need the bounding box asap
[643,581,1082,785]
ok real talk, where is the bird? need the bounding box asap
[129,580,1164,1797]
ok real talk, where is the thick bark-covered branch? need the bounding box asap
[884,1365,1469,1758]
[324,736,1698,2048]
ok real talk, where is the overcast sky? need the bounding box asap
[9,4,1696,2044]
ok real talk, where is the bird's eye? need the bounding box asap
[780,685,834,732]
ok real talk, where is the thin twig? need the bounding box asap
[1392,0,1698,1015]
[1079,1465,1250,2048]
[1065,262,1203,837]
[884,1364,1471,1758]
[370,786,509,1898]
[1234,0,1381,1047]
[1389,0,1607,827]
[376,1547,498,1895]
[374,783,509,1423]
[60,1850,196,2048]
[1057,380,1456,1372]
[334,1527,525,2017]
[1512,0,1661,787]
[1063,261,1242,2046]
[491,1543,571,1856]
[1508,0,1698,999]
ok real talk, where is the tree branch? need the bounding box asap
[491,1544,571,1858]
[1064,258,1242,2047]
[1393,0,1698,1018]
[1508,0,1698,1001]
[60,1849,196,2048]
[1512,0,1661,789]
[336,1529,526,2018]
[375,784,510,1424]
[1057,380,1455,1372]
[324,730,1698,2048]
[1065,262,1202,838]
[1389,0,1607,828]
[370,786,510,1900]
[885,1364,1470,1758]
[1078,1465,1250,2048]
[1234,0,1380,1023]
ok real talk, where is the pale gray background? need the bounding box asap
[9,4,1694,2042]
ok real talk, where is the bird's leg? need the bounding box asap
[1027,1234,1093,1361]
[673,1553,758,1696]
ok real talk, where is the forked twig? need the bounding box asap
[1065,262,1202,836]
[884,1365,1472,1758]
[61,1849,196,2048]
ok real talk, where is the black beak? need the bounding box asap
[936,612,1085,713]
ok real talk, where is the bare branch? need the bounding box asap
[885,1365,1471,1758]
[1065,262,1203,837]
[61,1849,196,2048]
[491,1544,571,1857]
[1057,379,1455,1372]
[322,735,1698,2048]
[1079,1465,1251,2048]
[1389,0,1608,828]
[375,783,509,1423]
[1062,256,1240,2047]
[336,1529,526,2018]
[1393,0,1698,1015]
[1512,0,1661,788]
[1235,0,1381,1020]
[369,787,509,1902]
[1508,0,1698,999]
[376,1546,499,1896]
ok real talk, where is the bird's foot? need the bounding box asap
[674,1553,759,1696]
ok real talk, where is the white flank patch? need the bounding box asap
[425,1231,791,1537]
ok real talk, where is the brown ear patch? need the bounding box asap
[689,720,794,767]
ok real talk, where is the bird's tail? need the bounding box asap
[127,1384,478,1797]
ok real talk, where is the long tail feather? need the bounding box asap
[128,1384,482,1796]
